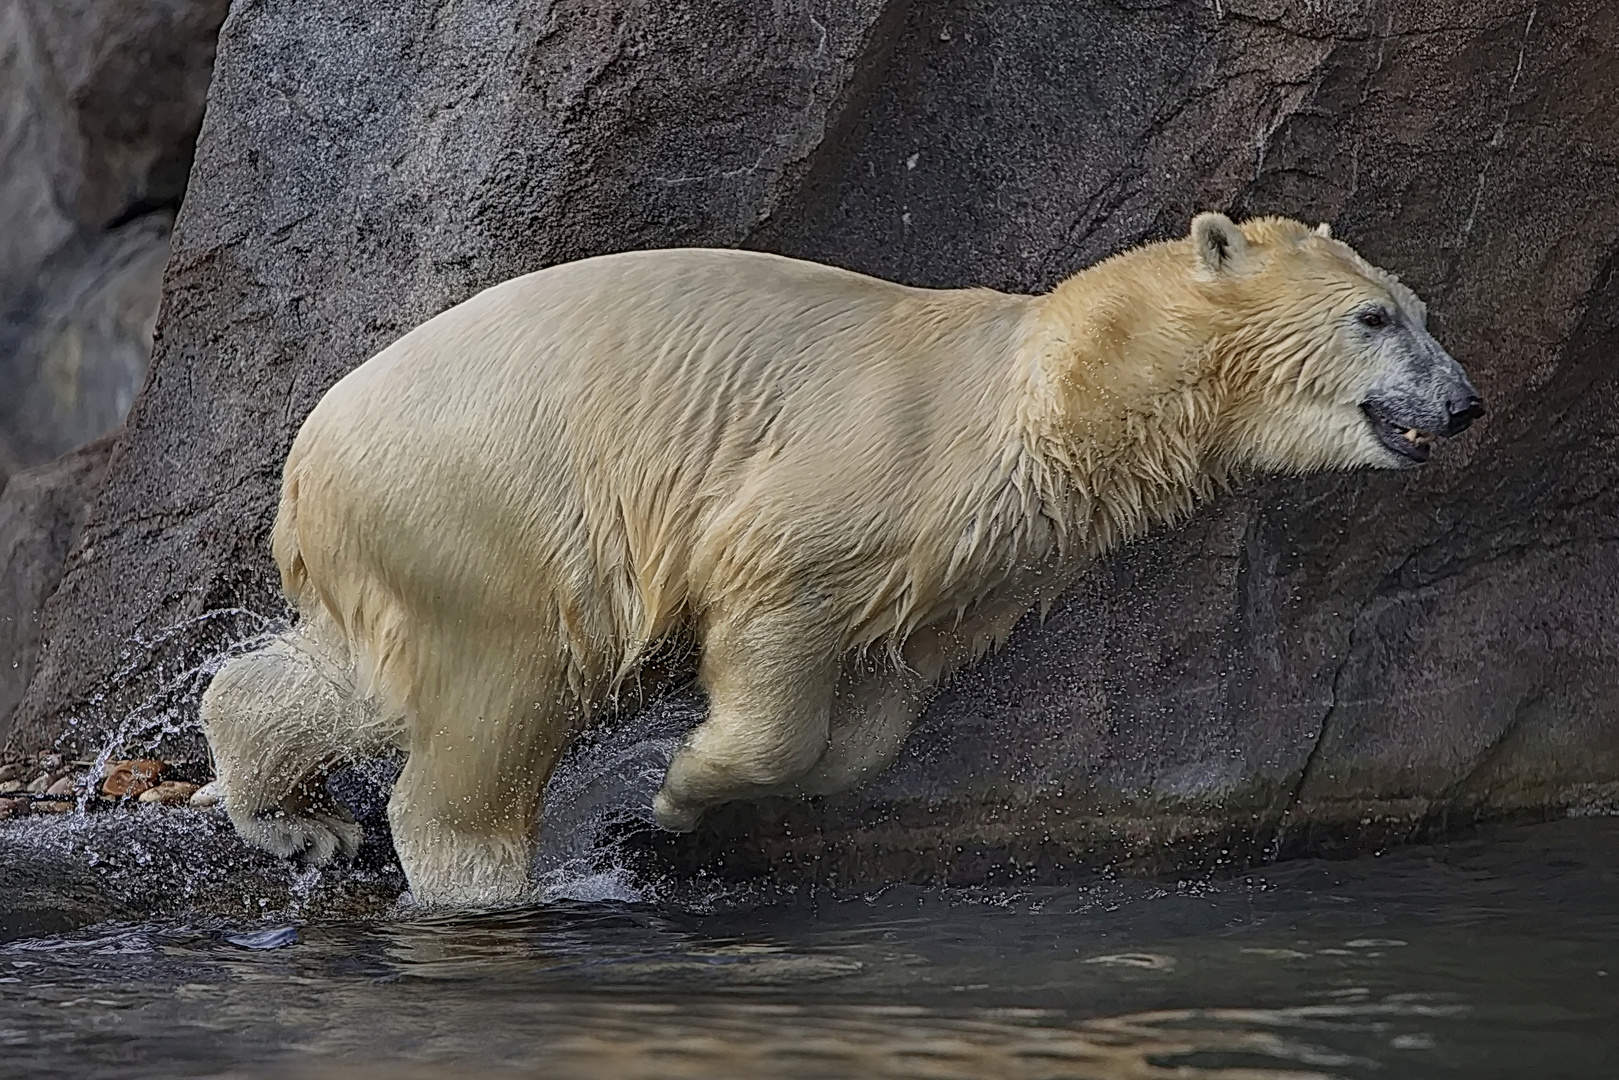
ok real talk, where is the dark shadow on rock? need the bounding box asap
[0,431,119,748]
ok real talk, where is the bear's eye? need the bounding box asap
[1358,308,1390,330]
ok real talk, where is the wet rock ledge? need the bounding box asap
[0,750,404,940]
[5,0,1619,895]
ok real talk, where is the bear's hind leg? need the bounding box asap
[652,610,838,832]
[200,624,392,865]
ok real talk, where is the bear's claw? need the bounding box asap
[238,808,363,866]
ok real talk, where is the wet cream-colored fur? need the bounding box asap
[200,214,1446,907]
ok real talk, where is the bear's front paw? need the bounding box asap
[236,808,363,866]
[651,789,704,833]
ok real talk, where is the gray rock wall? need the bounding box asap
[12,0,1619,882]
[0,0,227,480]
[700,0,1619,880]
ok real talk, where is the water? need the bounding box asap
[3,815,1615,1079]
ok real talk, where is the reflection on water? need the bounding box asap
[4,816,1618,1079]
[223,1004,1365,1080]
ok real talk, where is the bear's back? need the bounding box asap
[281,249,1035,660]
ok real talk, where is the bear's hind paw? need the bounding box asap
[651,790,704,833]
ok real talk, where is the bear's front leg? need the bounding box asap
[652,609,839,832]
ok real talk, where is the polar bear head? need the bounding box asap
[1191,213,1483,473]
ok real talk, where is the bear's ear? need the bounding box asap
[1190,212,1249,276]
[1315,222,1332,238]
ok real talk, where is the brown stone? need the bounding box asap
[44,773,77,797]
[0,763,24,783]
[0,780,22,793]
[99,758,166,799]
[137,780,198,806]
[0,796,28,819]
[25,772,52,794]
[32,798,74,814]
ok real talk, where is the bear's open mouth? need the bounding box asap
[1361,402,1435,463]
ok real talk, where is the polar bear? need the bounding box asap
[199,213,1481,907]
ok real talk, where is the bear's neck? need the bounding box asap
[1010,240,1237,564]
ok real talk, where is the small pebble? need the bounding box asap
[0,763,25,783]
[101,759,167,799]
[46,775,78,798]
[138,781,199,806]
[190,780,222,808]
[32,799,74,814]
[0,797,28,819]
[0,780,22,794]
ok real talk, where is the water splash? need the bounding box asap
[76,607,286,778]
[532,691,705,905]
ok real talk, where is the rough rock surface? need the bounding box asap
[12,0,1619,885]
[0,433,118,743]
[0,0,228,480]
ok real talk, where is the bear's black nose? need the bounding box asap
[1444,394,1484,436]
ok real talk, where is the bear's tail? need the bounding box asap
[270,468,312,609]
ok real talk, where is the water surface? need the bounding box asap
[4,816,1616,1079]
